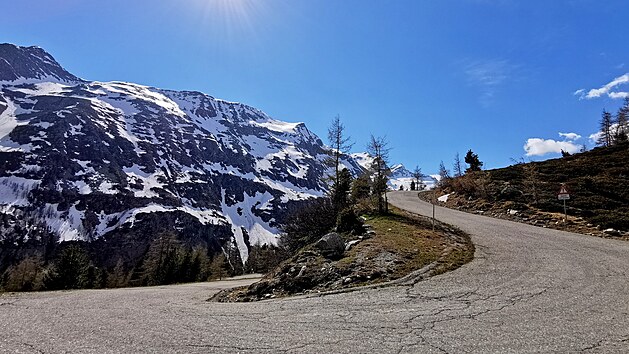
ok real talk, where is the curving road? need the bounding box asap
[1,191,629,353]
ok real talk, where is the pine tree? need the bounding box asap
[598,110,613,147]
[49,244,92,290]
[464,149,483,173]
[615,99,629,144]
[327,115,353,206]
[331,168,352,211]
[412,165,424,191]
[438,161,451,187]
[453,153,463,177]
[367,135,391,214]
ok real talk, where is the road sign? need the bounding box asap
[558,184,570,200]
[558,184,570,222]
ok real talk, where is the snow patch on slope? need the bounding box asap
[0,177,40,206]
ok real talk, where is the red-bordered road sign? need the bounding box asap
[558,184,570,200]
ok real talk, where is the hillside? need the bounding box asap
[430,144,629,237]
[0,43,364,290]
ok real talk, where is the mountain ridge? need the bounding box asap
[0,44,362,270]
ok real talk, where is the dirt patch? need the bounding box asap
[211,207,474,302]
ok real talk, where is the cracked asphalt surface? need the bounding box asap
[2,191,629,353]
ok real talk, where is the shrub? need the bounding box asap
[279,198,336,254]
[47,244,93,290]
[336,208,364,234]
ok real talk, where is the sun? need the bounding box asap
[198,0,260,32]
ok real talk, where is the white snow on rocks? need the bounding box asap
[0,177,40,206]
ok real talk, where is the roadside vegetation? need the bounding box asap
[213,206,473,302]
[214,118,474,301]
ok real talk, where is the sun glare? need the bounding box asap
[197,0,262,35]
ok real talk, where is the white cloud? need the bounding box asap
[588,122,625,144]
[465,59,518,106]
[523,138,580,156]
[576,73,629,100]
[558,132,581,141]
[588,131,601,144]
[466,60,511,86]
[609,91,629,99]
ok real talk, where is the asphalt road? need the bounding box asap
[2,191,628,353]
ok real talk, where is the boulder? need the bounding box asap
[499,184,523,200]
[315,232,345,259]
[603,228,621,237]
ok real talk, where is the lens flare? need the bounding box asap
[197,0,262,36]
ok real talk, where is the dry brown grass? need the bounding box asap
[213,206,474,301]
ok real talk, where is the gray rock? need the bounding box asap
[345,240,360,251]
[315,232,345,259]
[499,184,523,199]
[603,228,621,237]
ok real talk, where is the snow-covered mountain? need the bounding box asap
[349,153,436,190]
[0,44,363,266]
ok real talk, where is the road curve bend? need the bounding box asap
[1,191,628,353]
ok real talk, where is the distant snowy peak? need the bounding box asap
[350,152,374,171]
[349,153,411,178]
[0,43,79,83]
[390,164,412,179]
[349,152,436,190]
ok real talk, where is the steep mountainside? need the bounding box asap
[0,43,363,269]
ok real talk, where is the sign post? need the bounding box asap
[557,184,570,222]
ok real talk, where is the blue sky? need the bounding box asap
[2,0,629,173]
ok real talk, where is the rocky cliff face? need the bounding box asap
[0,44,362,267]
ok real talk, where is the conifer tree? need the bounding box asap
[327,115,353,202]
[367,135,391,214]
[438,161,451,187]
[464,149,483,173]
[615,99,629,143]
[412,165,424,190]
[331,168,352,211]
[453,153,463,177]
[598,110,613,147]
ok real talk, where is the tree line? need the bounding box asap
[280,115,395,253]
[597,97,629,147]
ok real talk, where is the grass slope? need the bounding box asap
[212,207,473,302]
[433,144,629,236]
